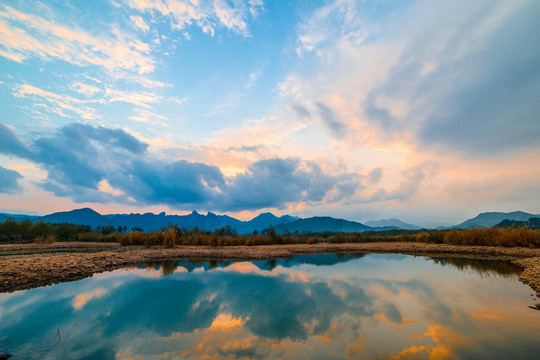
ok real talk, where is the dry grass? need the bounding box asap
[443,228,540,247]
[109,227,540,248]
[117,231,163,247]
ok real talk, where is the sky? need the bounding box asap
[0,0,539,226]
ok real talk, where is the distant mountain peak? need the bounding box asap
[252,212,277,220]
[365,218,420,230]
[74,207,99,213]
[455,211,540,229]
[55,207,102,216]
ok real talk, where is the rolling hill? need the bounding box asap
[453,211,540,229]
[365,218,421,230]
[274,216,372,233]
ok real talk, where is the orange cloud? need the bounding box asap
[391,345,429,360]
[73,288,106,309]
[209,313,249,330]
[289,271,311,283]
[345,335,366,359]
[393,323,466,360]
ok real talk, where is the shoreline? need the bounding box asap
[1,242,539,297]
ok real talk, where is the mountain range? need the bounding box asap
[0,208,538,233]
[0,208,395,233]
[453,211,540,229]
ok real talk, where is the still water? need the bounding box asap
[1,254,539,359]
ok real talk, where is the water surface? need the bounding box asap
[1,254,539,359]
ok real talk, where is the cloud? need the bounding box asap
[0,123,361,211]
[368,168,382,184]
[130,15,150,32]
[363,1,540,156]
[125,0,263,37]
[73,288,106,309]
[14,84,98,119]
[70,82,101,96]
[282,0,540,157]
[0,123,30,157]
[104,88,161,108]
[12,83,162,120]
[0,122,147,203]
[0,165,23,194]
[225,145,265,154]
[128,108,169,127]
[214,0,249,36]
[223,158,359,210]
[315,102,348,139]
[360,163,437,204]
[291,103,311,119]
[296,0,367,55]
[0,5,155,76]
[126,159,226,205]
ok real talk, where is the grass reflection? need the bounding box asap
[141,259,234,276]
[428,257,522,278]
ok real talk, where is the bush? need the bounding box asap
[118,231,162,247]
[163,227,176,248]
[306,237,317,244]
[35,234,56,244]
[426,230,445,244]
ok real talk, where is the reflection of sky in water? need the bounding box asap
[1,254,539,359]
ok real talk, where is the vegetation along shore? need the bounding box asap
[1,219,539,300]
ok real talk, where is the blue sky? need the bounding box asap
[1,0,539,226]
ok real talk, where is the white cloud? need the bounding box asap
[128,108,169,127]
[169,96,187,105]
[14,84,98,119]
[70,82,101,96]
[0,47,25,62]
[296,0,367,56]
[249,0,264,18]
[130,14,150,32]
[125,0,263,37]
[13,83,162,119]
[112,72,168,88]
[104,88,161,108]
[213,0,248,36]
[246,68,262,88]
[0,5,155,76]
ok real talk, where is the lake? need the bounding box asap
[1,253,539,359]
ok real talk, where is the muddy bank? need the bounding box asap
[0,242,121,256]
[513,257,540,299]
[1,242,539,295]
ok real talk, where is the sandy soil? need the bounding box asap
[1,242,539,298]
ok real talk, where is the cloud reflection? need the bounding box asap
[0,254,538,359]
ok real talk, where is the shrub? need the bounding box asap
[35,234,56,244]
[306,237,317,244]
[117,231,162,247]
[163,227,176,248]
[426,230,445,244]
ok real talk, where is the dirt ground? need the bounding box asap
[1,242,539,299]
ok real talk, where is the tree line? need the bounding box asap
[0,218,539,248]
